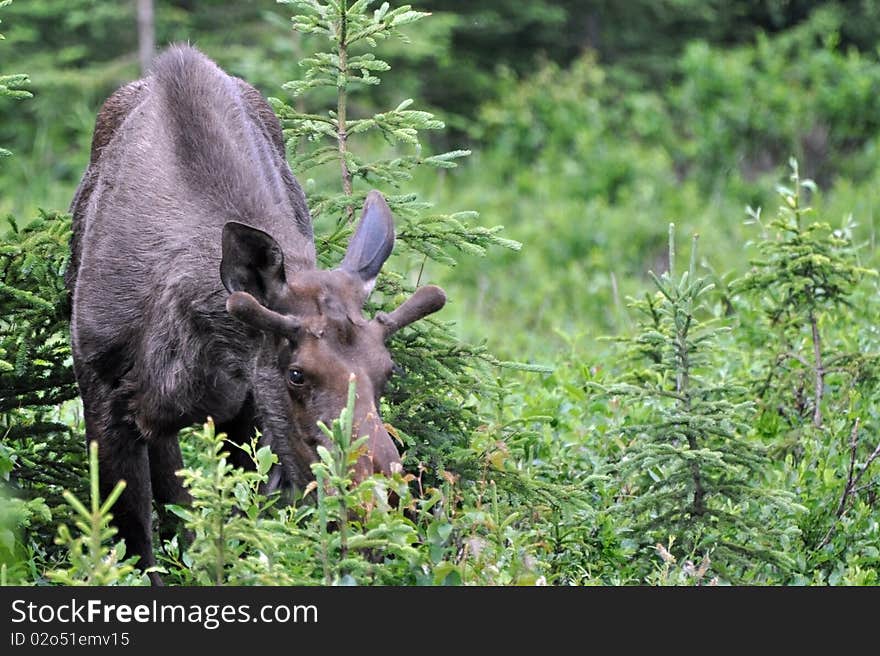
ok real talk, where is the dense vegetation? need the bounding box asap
[2,0,880,585]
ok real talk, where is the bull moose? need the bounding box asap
[66,44,446,584]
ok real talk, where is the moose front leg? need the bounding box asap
[76,366,160,583]
[93,426,159,584]
[148,436,192,559]
[148,436,189,506]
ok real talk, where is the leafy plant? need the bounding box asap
[646,538,717,586]
[168,419,296,585]
[0,488,50,584]
[0,211,82,542]
[168,381,459,586]
[0,1,80,578]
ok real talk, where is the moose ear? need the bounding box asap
[220,222,287,305]
[339,190,395,296]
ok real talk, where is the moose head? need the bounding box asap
[220,190,446,485]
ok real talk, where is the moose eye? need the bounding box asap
[287,368,306,387]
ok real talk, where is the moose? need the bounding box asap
[66,44,446,584]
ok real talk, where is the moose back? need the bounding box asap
[67,45,445,584]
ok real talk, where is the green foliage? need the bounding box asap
[397,1,880,129]
[737,159,877,430]
[0,3,81,571]
[0,212,74,404]
[734,161,880,583]
[274,0,514,254]
[0,211,82,515]
[45,442,140,586]
[674,9,880,189]
[165,380,547,586]
[646,539,717,587]
[596,226,801,581]
[0,68,30,161]
[169,382,425,586]
[790,415,880,585]
[0,489,50,584]
[0,0,31,160]
[428,11,880,363]
[306,375,426,584]
[168,420,302,585]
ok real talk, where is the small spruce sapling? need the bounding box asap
[272,0,524,479]
[737,158,877,431]
[596,225,800,581]
[736,159,880,564]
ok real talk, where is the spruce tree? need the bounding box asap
[737,159,877,432]
[736,159,880,568]
[1,0,81,578]
[597,226,800,581]
[272,0,521,478]
[1,0,79,503]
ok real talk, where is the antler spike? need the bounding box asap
[376,285,447,336]
[226,291,301,336]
